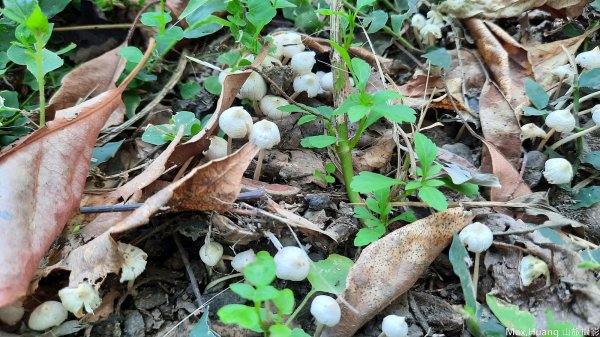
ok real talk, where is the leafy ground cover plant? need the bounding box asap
[141,110,202,145]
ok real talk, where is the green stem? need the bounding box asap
[34,39,46,127]
[285,289,316,326]
[337,122,360,203]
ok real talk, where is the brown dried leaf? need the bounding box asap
[48,45,126,124]
[0,40,154,307]
[265,199,337,241]
[352,132,396,172]
[484,142,532,201]
[321,208,475,337]
[439,0,590,19]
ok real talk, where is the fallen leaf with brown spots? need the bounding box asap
[321,208,475,337]
[439,0,590,19]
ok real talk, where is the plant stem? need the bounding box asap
[35,40,46,127]
[313,323,325,337]
[337,123,360,203]
[285,289,316,326]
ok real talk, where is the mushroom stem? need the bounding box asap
[282,56,290,65]
[252,100,263,117]
[290,91,301,100]
[427,32,435,47]
[227,137,233,155]
[472,252,481,300]
[536,128,555,151]
[551,124,600,150]
[313,323,325,337]
[254,149,266,180]
[413,27,423,49]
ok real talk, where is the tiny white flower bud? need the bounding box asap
[410,13,426,30]
[199,240,224,267]
[274,246,311,281]
[219,107,253,139]
[204,136,228,160]
[459,222,493,253]
[231,249,256,272]
[293,73,320,97]
[250,120,281,150]
[118,242,147,283]
[520,123,547,141]
[543,158,573,185]
[238,71,267,101]
[291,51,316,75]
[592,105,600,125]
[551,64,575,83]
[28,301,68,331]
[260,95,291,120]
[545,109,576,133]
[310,295,341,327]
[575,46,600,70]
[519,255,550,287]
[382,315,409,337]
[59,281,102,316]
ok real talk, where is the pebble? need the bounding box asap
[123,310,145,337]
[305,193,331,211]
[522,150,547,188]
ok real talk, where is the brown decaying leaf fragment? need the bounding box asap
[485,143,532,202]
[47,45,127,124]
[439,0,590,19]
[321,208,475,337]
[0,40,155,308]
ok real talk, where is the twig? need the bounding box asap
[54,23,144,32]
[493,222,569,236]
[172,232,204,308]
[97,48,189,146]
[79,203,144,213]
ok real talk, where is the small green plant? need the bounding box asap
[3,1,72,127]
[313,162,336,186]
[0,91,30,146]
[217,251,309,337]
[141,111,201,145]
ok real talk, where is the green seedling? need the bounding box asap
[313,162,336,186]
[141,111,201,145]
[217,251,309,337]
[0,91,30,146]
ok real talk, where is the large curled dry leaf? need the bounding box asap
[0,40,154,307]
[321,208,475,337]
[439,0,590,19]
[47,45,126,124]
[484,142,532,201]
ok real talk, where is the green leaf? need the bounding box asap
[300,135,336,148]
[364,10,388,33]
[184,17,224,39]
[538,227,566,245]
[572,186,600,209]
[328,40,352,75]
[243,251,276,287]
[91,140,123,168]
[7,46,63,81]
[354,225,385,246]
[353,206,377,220]
[204,75,222,95]
[348,104,370,123]
[423,47,451,69]
[118,46,144,63]
[156,26,184,53]
[190,309,217,337]
[217,304,262,332]
[253,285,279,302]
[141,11,172,28]
[579,68,600,89]
[3,0,37,24]
[297,115,317,125]
[142,124,170,145]
[247,0,276,31]
[278,104,306,113]
[39,0,71,19]
[350,57,371,89]
[307,254,353,294]
[414,132,437,174]
[372,90,402,104]
[389,210,416,223]
[25,6,49,37]
[525,78,549,109]
[351,171,404,193]
[546,311,583,337]
[418,186,448,211]
[272,288,295,315]
[180,81,201,99]
[217,50,240,67]
[179,0,209,20]
[425,179,445,187]
[172,111,201,135]
[486,294,536,336]
[269,324,292,337]
[581,151,600,170]
[580,248,600,262]
[390,13,409,33]
[441,177,479,197]
[592,0,600,10]
[371,104,416,123]
[356,0,377,10]
[290,328,311,337]
[229,283,255,300]
[522,106,547,116]
[449,232,477,310]
[123,92,141,119]
[325,162,336,174]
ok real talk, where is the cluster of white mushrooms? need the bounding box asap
[518,47,600,186]
[410,10,448,46]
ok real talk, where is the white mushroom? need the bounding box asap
[381,315,409,337]
[543,158,573,185]
[118,242,148,283]
[273,246,310,281]
[293,73,320,98]
[311,295,341,337]
[575,46,600,70]
[199,239,224,267]
[58,281,102,316]
[290,51,316,75]
[203,136,228,160]
[28,301,68,331]
[520,255,550,287]
[259,95,291,120]
[545,109,576,133]
[218,106,253,154]
[231,249,256,272]
[520,123,547,141]
[250,119,281,180]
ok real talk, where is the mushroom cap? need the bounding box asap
[250,120,281,150]
[520,123,547,141]
[199,240,224,267]
[420,23,442,39]
[293,73,320,98]
[310,295,341,327]
[238,71,267,101]
[291,51,316,75]
[545,109,576,133]
[382,315,409,337]
[118,242,148,283]
[575,46,600,70]
[231,249,257,272]
[260,95,291,120]
[218,68,233,85]
[28,301,68,331]
[410,13,426,29]
[459,222,493,253]
[551,64,575,83]
[219,106,253,138]
[319,72,334,92]
[274,246,310,281]
[261,55,283,69]
[273,32,305,59]
[204,136,228,160]
[543,158,574,185]
[592,105,600,125]
[58,281,102,316]
[520,255,550,287]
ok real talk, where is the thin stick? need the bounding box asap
[79,203,144,214]
[54,23,142,32]
[173,233,204,308]
[536,128,555,151]
[550,124,600,150]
